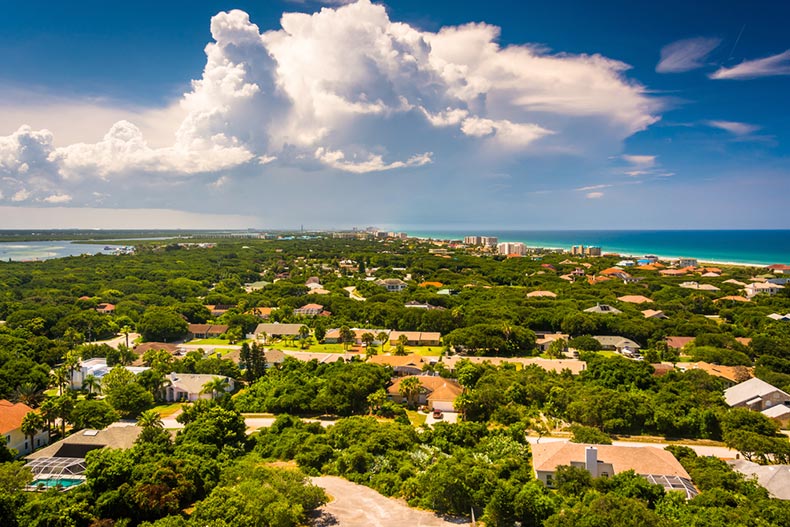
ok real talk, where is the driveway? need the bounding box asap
[310,476,471,527]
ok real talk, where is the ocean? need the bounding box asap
[0,240,118,262]
[403,230,790,266]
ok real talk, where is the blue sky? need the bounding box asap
[1,0,789,229]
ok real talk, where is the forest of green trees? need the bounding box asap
[2,234,790,525]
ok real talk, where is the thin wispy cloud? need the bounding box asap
[706,120,761,136]
[576,184,611,191]
[621,154,656,167]
[710,49,790,79]
[656,37,721,73]
[586,191,604,199]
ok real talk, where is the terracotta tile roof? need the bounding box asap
[532,442,692,480]
[715,295,750,303]
[600,267,631,277]
[676,362,752,383]
[419,281,443,288]
[0,399,34,435]
[527,290,557,298]
[666,336,694,349]
[368,354,426,368]
[617,295,653,304]
[387,375,462,402]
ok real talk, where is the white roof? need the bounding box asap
[762,405,790,418]
[724,378,789,407]
[728,459,790,500]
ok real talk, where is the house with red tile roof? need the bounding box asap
[387,375,463,412]
[1,400,48,456]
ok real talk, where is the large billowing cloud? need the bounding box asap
[0,0,659,208]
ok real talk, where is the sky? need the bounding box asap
[1,0,789,230]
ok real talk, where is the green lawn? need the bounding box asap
[406,410,427,427]
[150,403,183,418]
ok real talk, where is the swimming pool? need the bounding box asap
[30,478,85,490]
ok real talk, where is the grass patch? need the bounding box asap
[150,403,183,418]
[406,410,427,427]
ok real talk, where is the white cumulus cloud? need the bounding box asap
[0,0,661,205]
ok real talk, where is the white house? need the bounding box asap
[724,378,790,412]
[745,282,785,299]
[70,358,149,391]
[376,278,408,292]
[164,373,234,402]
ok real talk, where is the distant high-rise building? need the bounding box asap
[571,245,585,256]
[464,235,482,245]
[497,242,527,256]
[481,236,498,247]
[585,246,602,256]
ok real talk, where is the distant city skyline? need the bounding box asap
[1,0,789,229]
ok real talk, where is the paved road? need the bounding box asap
[91,332,140,349]
[525,436,738,458]
[310,476,471,527]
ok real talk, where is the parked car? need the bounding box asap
[432,409,443,419]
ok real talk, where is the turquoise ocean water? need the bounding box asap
[0,241,115,261]
[404,230,790,266]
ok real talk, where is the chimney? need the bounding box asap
[585,446,598,477]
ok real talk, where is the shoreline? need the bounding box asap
[408,234,776,269]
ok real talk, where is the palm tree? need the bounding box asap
[298,325,310,349]
[376,331,389,352]
[399,376,422,409]
[137,409,164,429]
[201,377,229,400]
[395,334,409,356]
[366,389,387,415]
[51,367,70,396]
[361,332,375,352]
[40,399,57,440]
[13,382,45,408]
[339,326,355,351]
[21,412,44,453]
[82,374,101,397]
[120,325,132,348]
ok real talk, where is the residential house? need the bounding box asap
[761,405,790,428]
[584,304,622,315]
[767,313,790,322]
[95,303,115,314]
[324,328,390,346]
[724,378,790,413]
[666,336,695,350]
[527,290,557,298]
[1,400,48,456]
[593,336,641,354]
[599,267,631,279]
[675,362,752,383]
[715,295,750,303]
[376,278,408,292]
[671,258,698,268]
[680,281,720,291]
[767,264,790,276]
[246,307,275,319]
[251,323,307,340]
[387,375,463,412]
[660,269,689,277]
[617,295,653,304]
[728,459,790,499]
[389,331,442,346]
[439,356,587,376]
[70,358,149,391]
[535,332,569,353]
[642,309,668,319]
[532,442,697,498]
[293,303,327,317]
[25,424,142,489]
[367,354,427,376]
[187,324,229,340]
[404,301,446,310]
[164,373,234,402]
[419,281,444,288]
[745,282,785,299]
[205,304,234,317]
